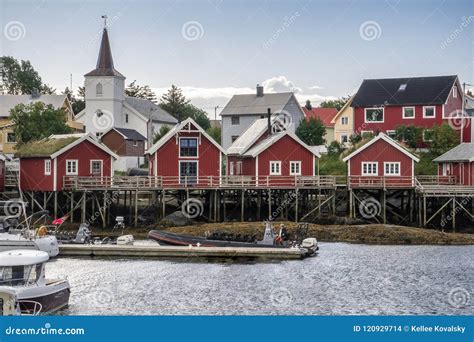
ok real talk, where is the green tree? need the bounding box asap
[153,125,171,144]
[159,85,189,122]
[394,125,423,148]
[181,104,211,130]
[1,56,43,94]
[125,80,158,103]
[206,126,221,143]
[295,117,326,146]
[319,96,351,111]
[349,133,362,146]
[62,87,85,114]
[327,140,344,155]
[10,102,72,145]
[428,123,459,156]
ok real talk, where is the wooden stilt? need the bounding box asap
[295,189,299,223]
[81,192,86,223]
[452,197,456,232]
[54,192,58,219]
[70,193,74,222]
[222,190,226,222]
[162,190,166,219]
[268,189,271,221]
[423,196,427,227]
[349,190,353,218]
[103,191,108,228]
[134,190,138,227]
[240,189,245,222]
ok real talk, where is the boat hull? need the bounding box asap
[16,280,70,314]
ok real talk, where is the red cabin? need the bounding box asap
[434,143,474,186]
[343,133,419,188]
[17,134,118,191]
[351,75,470,145]
[227,118,320,187]
[146,118,225,187]
[0,155,5,191]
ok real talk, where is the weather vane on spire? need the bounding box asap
[101,15,108,28]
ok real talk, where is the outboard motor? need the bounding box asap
[74,223,91,244]
[257,221,276,245]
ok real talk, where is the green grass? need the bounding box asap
[15,137,79,157]
[319,153,347,176]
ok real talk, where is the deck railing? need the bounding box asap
[347,176,416,189]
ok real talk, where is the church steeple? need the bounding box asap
[85,26,124,77]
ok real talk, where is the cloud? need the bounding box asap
[261,75,302,93]
[308,85,324,90]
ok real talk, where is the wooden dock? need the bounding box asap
[58,244,306,260]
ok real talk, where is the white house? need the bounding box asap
[75,26,177,148]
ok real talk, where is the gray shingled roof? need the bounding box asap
[220,92,294,116]
[0,94,68,117]
[112,127,146,141]
[124,97,178,124]
[433,143,474,162]
[227,118,268,155]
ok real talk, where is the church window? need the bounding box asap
[96,83,103,96]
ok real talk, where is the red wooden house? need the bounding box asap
[343,133,419,188]
[17,133,118,191]
[0,155,5,191]
[351,75,470,145]
[146,118,225,187]
[433,143,474,186]
[227,117,320,187]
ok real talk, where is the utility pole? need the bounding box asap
[214,105,219,121]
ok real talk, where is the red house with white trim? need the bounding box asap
[433,143,474,186]
[226,117,320,186]
[17,133,118,191]
[0,155,5,191]
[343,133,419,188]
[146,118,225,187]
[351,75,471,145]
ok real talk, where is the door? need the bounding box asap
[90,160,103,176]
[180,161,198,185]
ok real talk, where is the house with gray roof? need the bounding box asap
[220,85,305,149]
[75,26,177,148]
[433,142,474,185]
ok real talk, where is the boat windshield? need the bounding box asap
[0,264,42,286]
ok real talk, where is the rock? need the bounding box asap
[161,211,193,226]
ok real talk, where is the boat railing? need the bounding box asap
[18,300,42,316]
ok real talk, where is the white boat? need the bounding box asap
[0,250,70,314]
[0,288,42,315]
[0,231,59,257]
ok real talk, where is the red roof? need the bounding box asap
[302,107,338,128]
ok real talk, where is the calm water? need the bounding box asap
[47,242,473,315]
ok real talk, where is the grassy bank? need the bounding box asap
[72,221,474,245]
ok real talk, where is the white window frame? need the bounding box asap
[289,161,302,176]
[340,134,349,144]
[66,159,78,176]
[90,160,103,176]
[269,161,281,176]
[44,159,51,175]
[96,83,103,96]
[402,106,415,119]
[229,161,234,176]
[364,107,384,123]
[362,162,378,176]
[236,161,242,175]
[133,140,138,147]
[386,130,397,139]
[442,163,453,176]
[6,132,16,143]
[361,130,374,137]
[423,106,436,118]
[179,137,199,158]
[453,86,457,98]
[341,116,349,125]
[423,129,433,142]
[383,162,401,176]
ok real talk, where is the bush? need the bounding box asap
[319,153,347,176]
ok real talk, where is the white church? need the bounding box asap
[75,26,177,147]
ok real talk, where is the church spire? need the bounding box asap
[85,20,124,77]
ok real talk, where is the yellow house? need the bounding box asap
[0,94,83,155]
[331,96,354,146]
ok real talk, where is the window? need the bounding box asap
[231,135,239,143]
[423,106,436,118]
[125,114,129,124]
[90,160,102,175]
[66,160,78,175]
[341,134,348,144]
[402,107,415,119]
[362,162,378,176]
[44,160,51,175]
[386,130,397,139]
[442,163,453,176]
[96,83,103,96]
[179,138,198,157]
[361,130,373,138]
[270,161,281,175]
[453,87,457,98]
[384,162,400,176]
[6,133,15,143]
[95,132,103,138]
[341,117,349,125]
[133,140,138,147]
[231,116,240,125]
[364,108,384,123]
[290,161,301,176]
[423,129,433,142]
[179,161,198,184]
[236,162,242,175]
[229,161,234,176]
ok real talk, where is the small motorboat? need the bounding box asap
[148,222,319,256]
[0,250,70,314]
[0,288,42,316]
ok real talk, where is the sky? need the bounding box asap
[1,0,473,117]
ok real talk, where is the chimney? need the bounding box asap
[267,108,272,137]
[256,84,264,97]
